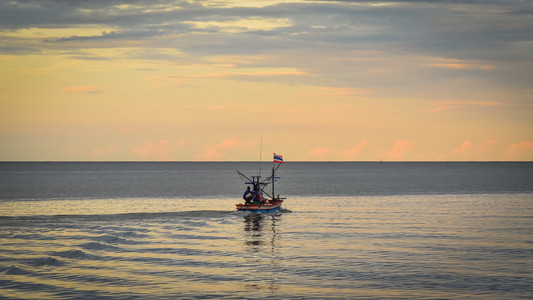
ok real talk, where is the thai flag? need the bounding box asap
[273,153,284,163]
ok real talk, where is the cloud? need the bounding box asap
[192,69,308,79]
[3,0,532,93]
[506,141,533,161]
[423,57,495,70]
[196,139,247,161]
[453,141,473,153]
[446,140,500,160]
[63,86,102,94]
[429,101,503,112]
[143,68,308,87]
[3,1,531,62]
[132,139,185,161]
[343,141,369,160]
[387,140,416,161]
[309,147,332,156]
[183,17,293,33]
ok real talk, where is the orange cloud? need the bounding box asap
[445,140,500,160]
[132,139,185,161]
[144,69,308,87]
[506,141,533,160]
[309,147,331,156]
[63,86,102,93]
[388,140,416,161]
[430,101,502,112]
[453,141,473,153]
[196,139,247,161]
[192,69,307,79]
[344,141,369,160]
[423,57,494,70]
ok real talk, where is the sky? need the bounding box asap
[1,0,532,161]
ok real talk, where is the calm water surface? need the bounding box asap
[1,162,532,299]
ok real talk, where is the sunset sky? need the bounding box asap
[1,0,532,161]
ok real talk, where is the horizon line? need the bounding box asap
[1,160,531,163]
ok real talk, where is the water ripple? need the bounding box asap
[1,194,532,299]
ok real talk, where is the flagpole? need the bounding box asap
[272,153,283,201]
[272,154,275,201]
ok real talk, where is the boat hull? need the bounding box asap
[236,200,283,213]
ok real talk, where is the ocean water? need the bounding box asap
[0,162,532,299]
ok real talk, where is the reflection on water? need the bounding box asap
[244,213,276,247]
[242,213,281,295]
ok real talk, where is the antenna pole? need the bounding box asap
[258,137,263,179]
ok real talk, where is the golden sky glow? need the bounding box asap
[1,0,532,161]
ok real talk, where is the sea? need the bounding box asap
[0,162,532,299]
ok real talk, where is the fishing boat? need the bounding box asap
[236,153,285,213]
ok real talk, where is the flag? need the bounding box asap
[273,153,284,163]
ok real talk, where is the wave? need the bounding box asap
[79,242,121,251]
[28,256,64,267]
[3,265,33,275]
[0,210,235,223]
[50,249,92,259]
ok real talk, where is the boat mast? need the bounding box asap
[258,137,263,179]
[271,164,275,201]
